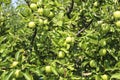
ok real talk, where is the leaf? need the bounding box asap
[110,73,120,80]
[23,72,33,80]
[1,71,8,80]
[51,67,58,75]
[5,71,14,80]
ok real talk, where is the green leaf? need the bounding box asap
[5,71,14,80]
[110,73,120,80]
[1,71,8,80]
[23,72,33,80]
[51,67,58,75]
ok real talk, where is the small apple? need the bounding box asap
[101,74,108,80]
[66,36,74,43]
[37,8,43,15]
[57,51,65,58]
[113,11,120,18]
[45,66,52,73]
[99,49,107,56]
[89,60,97,68]
[39,19,44,25]
[28,21,36,28]
[94,1,98,7]
[43,19,48,25]
[115,21,120,27]
[30,3,37,10]
[101,24,109,32]
[99,39,106,47]
[48,12,54,18]
[43,9,50,17]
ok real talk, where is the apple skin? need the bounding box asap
[30,3,37,10]
[28,21,36,28]
[45,66,52,73]
[99,39,106,47]
[113,11,120,18]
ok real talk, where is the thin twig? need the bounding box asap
[76,19,93,36]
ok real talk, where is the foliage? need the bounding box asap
[0,0,120,80]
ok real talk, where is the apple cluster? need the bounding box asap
[113,11,120,27]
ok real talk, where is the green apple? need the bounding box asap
[113,11,120,18]
[43,9,50,17]
[80,43,87,50]
[94,1,98,7]
[57,51,65,58]
[48,12,54,18]
[101,74,108,80]
[99,49,107,56]
[28,21,36,28]
[115,21,120,27]
[44,19,48,25]
[66,36,74,43]
[89,60,97,68]
[45,66,52,73]
[37,0,42,7]
[101,24,109,32]
[30,3,37,10]
[39,19,44,25]
[99,39,106,47]
[37,8,43,15]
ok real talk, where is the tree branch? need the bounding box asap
[66,0,74,19]
[76,19,93,36]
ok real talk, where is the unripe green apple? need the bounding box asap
[43,9,50,17]
[28,21,36,28]
[113,11,120,18]
[115,21,120,27]
[30,3,37,10]
[39,19,44,25]
[89,60,97,68]
[45,66,52,73]
[66,36,74,43]
[37,8,43,15]
[57,51,65,58]
[99,49,107,56]
[101,74,108,80]
[99,39,106,47]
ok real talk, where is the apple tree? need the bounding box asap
[0,0,120,80]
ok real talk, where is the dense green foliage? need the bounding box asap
[0,0,120,80]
